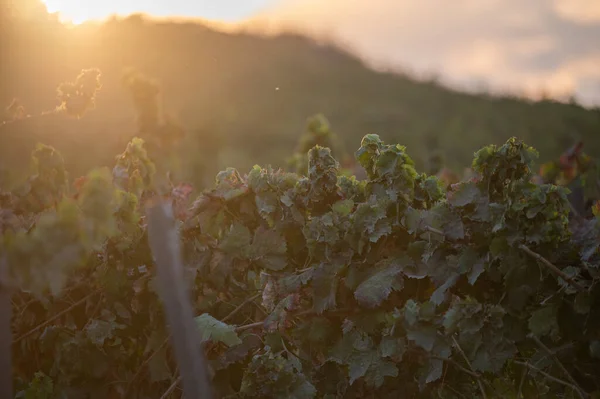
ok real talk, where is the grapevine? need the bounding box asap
[3,126,600,398]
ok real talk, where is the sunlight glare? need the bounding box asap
[40,0,277,25]
[42,1,101,25]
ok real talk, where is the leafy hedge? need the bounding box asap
[3,133,600,398]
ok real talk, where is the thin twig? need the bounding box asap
[451,336,488,399]
[82,294,104,331]
[528,334,587,398]
[425,226,445,236]
[125,335,171,395]
[517,367,528,398]
[233,307,356,333]
[222,293,261,323]
[514,361,587,398]
[519,244,585,292]
[160,376,182,399]
[235,321,264,332]
[251,300,268,317]
[568,201,584,222]
[431,355,481,378]
[13,289,100,344]
[443,383,469,399]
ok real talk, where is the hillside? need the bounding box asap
[2,4,600,187]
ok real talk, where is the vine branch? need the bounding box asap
[425,226,445,236]
[514,361,587,398]
[528,333,587,398]
[160,376,182,399]
[432,355,481,379]
[222,293,261,323]
[13,289,101,345]
[451,336,488,399]
[519,244,585,292]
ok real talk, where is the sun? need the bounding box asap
[41,0,105,25]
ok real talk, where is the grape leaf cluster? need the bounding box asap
[5,133,600,398]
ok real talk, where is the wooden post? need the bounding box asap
[0,256,12,399]
[146,200,213,399]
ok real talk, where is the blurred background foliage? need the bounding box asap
[1,0,599,190]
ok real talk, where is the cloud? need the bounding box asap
[246,0,600,106]
[553,0,600,23]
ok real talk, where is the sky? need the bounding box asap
[41,0,277,23]
[41,0,600,106]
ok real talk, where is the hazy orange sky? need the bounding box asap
[41,0,600,106]
[42,0,277,23]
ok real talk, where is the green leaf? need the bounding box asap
[250,226,287,258]
[348,350,375,384]
[365,358,398,388]
[430,274,458,305]
[528,305,559,338]
[305,317,335,344]
[278,268,314,295]
[590,341,600,359]
[379,336,406,360]
[404,207,422,233]
[332,199,354,216]
[471,342,516,373]
[425,358,443,383]
[290,381,317,399]
[370,218,392,242]
[444,218,465,240]
[219,223,252,256]
[113,302,131,320]
[255,192,278,219]
[258,255,288,271]
[422,175,444,203]
[490,236,508,258]
[448,181,480,207]
[18,372,54,399]
[574,291,591,314]
[407,325,437,352]
[354,262,403,308]
[404,299,420,326]
[85,319,118,347]
[148,343,171,382]
[250,226,288,270]
[468,258,485,285]
[195,313,242,347]
[214,334,263,371]
[312,264,340,313]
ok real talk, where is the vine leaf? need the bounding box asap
[219,223,252,256]
[250,226,288,271]
[348,351,374,384]
[407,325,437,352]
[528,305,559,338]
[590,341,600,359]
[148,344,171,383]
[574,291,591,314]
[195,314,242,347]
[425,358,444,383]
[447,181,480,207]
[365,358,398,388]
[354,262,403,308]
[312,263,341,313]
